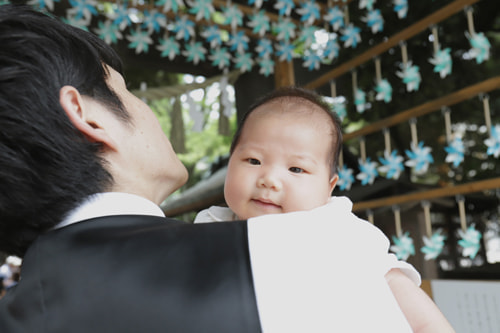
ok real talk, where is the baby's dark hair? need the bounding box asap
[230,86,343,177]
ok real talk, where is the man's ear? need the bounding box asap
[59,85,118,151]
[329,174,338,194]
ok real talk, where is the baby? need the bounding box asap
[195,86,341,222]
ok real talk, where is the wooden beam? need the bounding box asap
[343,76,500,141]
[353,177,500,212]
[274,59,295,87]
[304,0,481,90]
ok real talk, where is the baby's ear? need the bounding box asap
[329,175,338,194]
[59,85,118,151]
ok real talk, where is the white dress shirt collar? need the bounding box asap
[53,192,165,230]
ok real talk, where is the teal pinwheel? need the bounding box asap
[222,4,243,30]
[391,231,415,260]
[276,41,296,62]
[126,28,153,54]
[374,79,392,103]
[302,51,321,71]
[156,0,184,14]
[467,32,491,64]
[340,24,361,48]
[458,225,482,259]
[188,0,214,21]
[258,57,275,77]
[274,18,296,42]
[173,16,195,42]
[233,52,254,73]
[28,0,60,11]
[421,229,447,260]
[247,0,267,8]
[274,0,295,17]
[182,41,207,64]
[209,47,231,69]
[323,6,344,31]
[393,0,408,19]
[323,38,340,61]
[363,9,384,34]
[256,38,273,58]
[354,88,368,113]
[228,31,249,54]
[332,100,347,121]
[356,158,379,185]
[247,10,271,37]
[337,165,355,191]
[397,61,421,92]
[157,36,181,60]
[297,26,317,48]
[405,141,434,175]
[378,150,404,180]
[295,0,321,26]
[359,0,376,11]
[429,48,452,79]
[444,136,465,167]
[484,124,500,158]
[142,10,167,34]
[201,26,223,48]
[111,3,131,31]
[67,0,97,22]
[94,20,122,45]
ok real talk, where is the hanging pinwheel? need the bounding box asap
[323,6,344,31]
[157,36,181,60]
[467,33,491,64]
[274,18,296,42]
[209,47,231,69]
[337,165,355,191]
[458,225,482,259]
[429,48,452,79]
[142,10,167,34]
[421,229,446,260]
[201,26,223,48]
[363,9,384,34]
[247,10,271,37]
[247,0,267,9]
[182,41,207,65]
[374,79,392,103]
[126,28,153,54]
[323,37,340,61]
[67,0,97,22]
[298,26,317,49]
[391,232,415,260]
[188,0,215,21]
[302,51,321,71]
[94,20,122,45]
[233,52,254,73]
[28,0,60,11]
[257,57,275,77]
[356,158,379,185]
[393,0,408,19]
[173,16,195,42]
[445,136,465,167]
[405,141,434,175]
[111,3,132,31]
[397,61,421,92]
[378,150,404,180]
[255,38,273,59]
[359,0,376,11]
[332,100,347,121]
[276,41,296,62]
[63,14,90,31]
[222,4,243,30]
[340,24,362,48]
[155,0,184,14]
[484,124,500,158]
[354,88,368,113]
[227,31,249,54]
[295,0,321,26]
[274,0,295,17]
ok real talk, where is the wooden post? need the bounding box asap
[274,60,295,88]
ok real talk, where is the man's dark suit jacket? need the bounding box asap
[0,215,262,332]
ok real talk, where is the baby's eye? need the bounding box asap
[247,158,261,165]
[289,167,304,174]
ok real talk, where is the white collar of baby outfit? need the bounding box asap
[53,192,165,230]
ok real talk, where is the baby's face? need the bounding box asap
[224,104,337,220]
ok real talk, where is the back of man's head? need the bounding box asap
[0,5,124,257]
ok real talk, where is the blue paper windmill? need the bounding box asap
[156,0,184,14]
[340,24,361,48]
[484,124,500,158]
[421,229,447,260]
[182,41,207,65]
[467,32,491,64]
[67,0,97,22]
[247,10,271,37]
[354,88,368,113]
[323,38,340,61]
[247,0,267,9]
[274,0,295,17]
[295,0,321,26]
[444,136,465,167]
[201,26,223,48]
[222,4,243,30]
[142,10,167,34]
[228,31,249,54]
[274,18,296,42]
[429,48,452,79]
[378,150,404,180]
[391,231,415,260]
[94,20,122,45]
[173,16,195,42]
[157,36,181,60]
[188,0,215,21]
[405,141,434,175]
[111,4,132,31]
[209,47,231,69]
[374,79,392,103]
[302,51,321,71]
[337,165,355,191]
[126,28,153,54]
[323,6,344,31]
[257,57,275,77]
[359,0,376,11]
[458,225,482,259]
[255,38,273,59]
[276,41,296,62]
[27,0,60,11]
[393,0,408,19]
[363,9,384,34]
[233,52,254,73]
[356,158,379,185]
[332,100,347,121]
[397,61,421,92]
